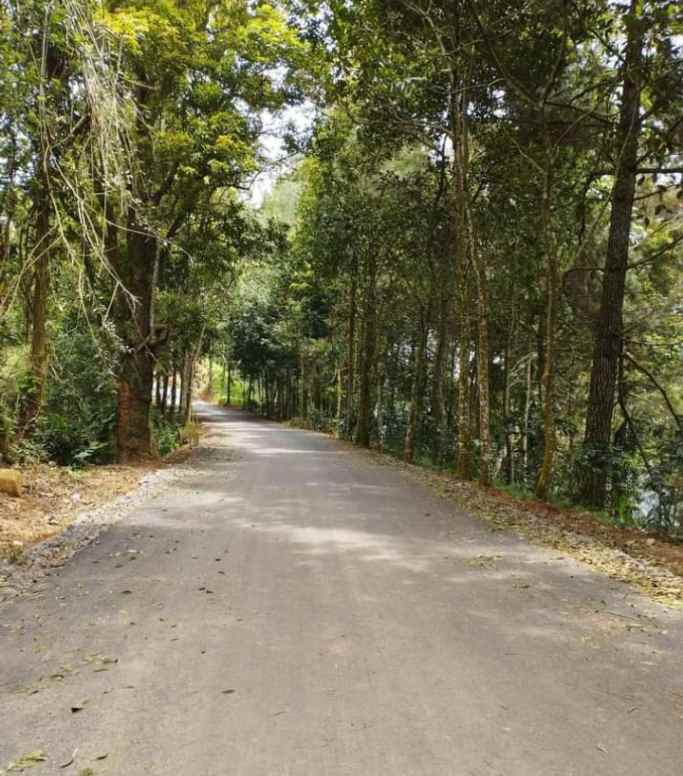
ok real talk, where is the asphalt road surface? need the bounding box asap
[2,404,682,775]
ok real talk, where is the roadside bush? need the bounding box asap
[38,321,118,466]
[153,411,183,457]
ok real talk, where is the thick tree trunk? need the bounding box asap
[114,208,157,461]
[116,352,154,462]
[579,7,643,507]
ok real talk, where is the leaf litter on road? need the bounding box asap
[4,751,47,772]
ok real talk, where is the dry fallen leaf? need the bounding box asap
[59,749,78,768]
[6,750,47,771]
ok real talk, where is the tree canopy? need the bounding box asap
[1,0,681,534]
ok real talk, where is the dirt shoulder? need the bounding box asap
[0,445,196,605]
[0,462,153,561]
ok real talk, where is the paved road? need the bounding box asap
[1,405,682,775]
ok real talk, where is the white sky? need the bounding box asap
[249,102,315,207]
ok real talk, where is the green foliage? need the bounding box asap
[0,0,681,546]
[152,411,183,457]
[37,322,118,466]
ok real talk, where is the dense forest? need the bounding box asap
[1,0,681,535]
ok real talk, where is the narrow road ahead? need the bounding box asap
[2,405,682,775]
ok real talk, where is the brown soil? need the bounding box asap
[489,488,683,577]
[0,463,154,560]
[0,443,195,561]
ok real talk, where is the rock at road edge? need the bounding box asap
[0,468,22,497]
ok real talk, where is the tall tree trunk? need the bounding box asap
[170,364,178,415]
[19,18,67,433]
[455,314,473,479]
[161,372,169,415]
[376,354,385,452]
[356,255,376,448]
[430,288,449,464]
[335,363,343,438]
[21,180,51,432]
[503,335,513,485]
[450,72,489,482]
[471,245,492,487]
[404,311,429,463]
[208,349,213,397]
[345,272,357,435]
[299,352,307,419]
[579,6,644,507]
[536,165,559,500]
[523,357,533,484]
[114,209,157,462]
[182,352,195,424]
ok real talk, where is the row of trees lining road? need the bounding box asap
[222,0,682,534]
[0,0,307,462]
[1,1,681,534]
